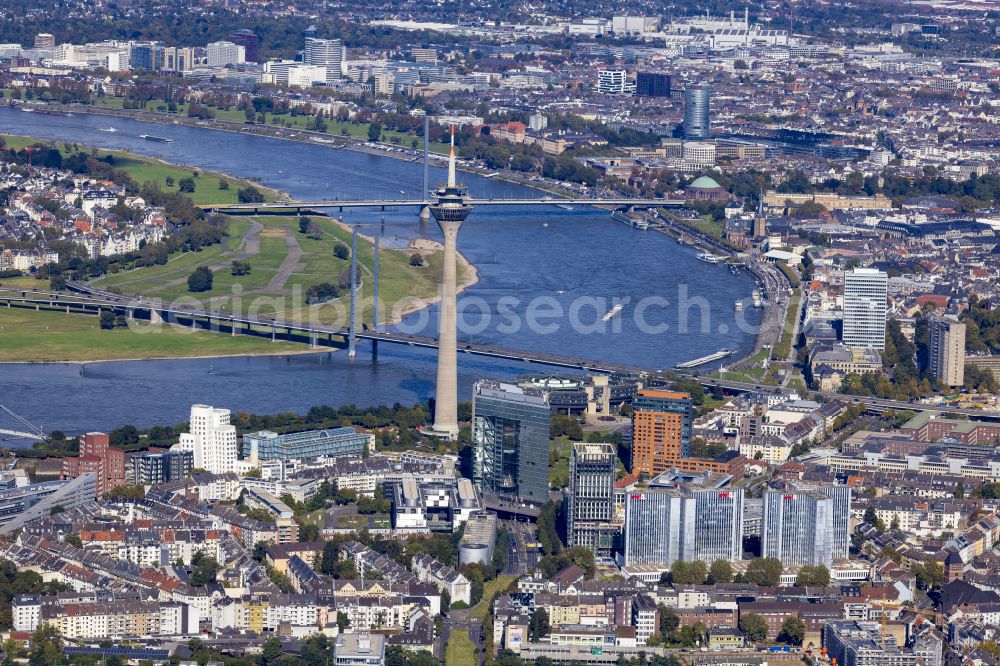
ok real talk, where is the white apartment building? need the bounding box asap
[174,404,238,475]
[206,41,245,67]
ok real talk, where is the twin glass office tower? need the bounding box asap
[625,481,851,567]
[624,485,744,566]
[472,381,550,505]
[762,485,852,567]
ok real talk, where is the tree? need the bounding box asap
[231,260,252,276]
[795,565,830,587]
[320,541,339,576]
[177,177,196,193]
[334,242,350,260]
[189,552,220,587]
[237,186,265,203]
[739,612,768,644]
[299,216,313,234]
[912,562,944,590]
[29,625,65,666]
[260,637,283,664]
[99,310,116,330]
[658,605,680,637]
[409,253,424,267]
[778,616,805,645]
[63,533,82,549]
[187,266,213,292]
[745,558,784,587]
[368,122,383,142]
[670,559,708,585]
[299,522,320,542]
[528,608,550,642]
[709,559,733,584]
[337,610,350,633]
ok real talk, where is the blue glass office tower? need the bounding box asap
[684,83,711,139]
[472,381,549,504]
[242,427,370,461]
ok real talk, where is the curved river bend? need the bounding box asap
[0,108,760,438]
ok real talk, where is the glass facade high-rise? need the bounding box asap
[567,443,619,557]
[684,83,711,139]
[630,389,692,478]
[843,267,888,350]
[624,481,743,566]
[472,381,549,504]
[762,489,837,567]
[636,72,671,97]
[304,37,343,83]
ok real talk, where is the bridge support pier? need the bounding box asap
[310,332,318,349]
[35,303,39,311]
[271,325,276,342]
[231,321,237,336]
[65,305,69,315]
[348,226,358,358]
[150,309,163,325]
[191,318,197,331]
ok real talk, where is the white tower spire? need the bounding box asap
[447,124,457,188]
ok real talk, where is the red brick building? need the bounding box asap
[62,432,125,498]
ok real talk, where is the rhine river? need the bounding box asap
[0,107,761,439]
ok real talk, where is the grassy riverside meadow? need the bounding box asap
[1,133,280,206]
[0,305,305,362]
[0,135,470,361]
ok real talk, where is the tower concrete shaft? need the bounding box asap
[429,125,471,439]
[432,217,463,437]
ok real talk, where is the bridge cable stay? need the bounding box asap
[0,405,46,440]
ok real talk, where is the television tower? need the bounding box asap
[428,125,472,438]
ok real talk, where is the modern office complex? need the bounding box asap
[566,443,619,557]
[597,69,635,94]
[228,29,259,62]
[843,268,888,350]
[472,381,550,504]
[132,450,194,486]
[762,486,850,567]
[173,404,238,475]
[624,488,692,566]
[636,71,671,97]
[206,40,245,67]
[0,474,96,535]
[630,390,693,478]
[685,484,745,564]
[823,621,943,666]
[624,474,743,566]
[303,37,343,82]
[684,83,711,139]
[242,427,372,462]
[928,315,966,387]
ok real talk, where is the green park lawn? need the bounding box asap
[1,134,279,206]
[0,305,305,362]
[445,628,476,666]
[94,215,466,327]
